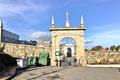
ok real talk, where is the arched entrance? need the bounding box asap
[49,13,86,66]
[60,37,76,66]
[60,37,76,58]
[50,30,86,66]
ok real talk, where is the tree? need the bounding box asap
[110,45,116,51]
[85,49,89,51]
[91,45,103,51]
[19,40,29,45]
[116,45,120,51]
[29,40,37,46]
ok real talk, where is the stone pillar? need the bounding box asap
[51,35,56,66]
[76,35,86,66]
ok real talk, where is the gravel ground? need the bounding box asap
[12,66,120,80]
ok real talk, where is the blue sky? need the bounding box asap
[0,0,120,48]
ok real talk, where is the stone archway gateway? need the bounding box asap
[60,37,76,58]
[50,12,87,66]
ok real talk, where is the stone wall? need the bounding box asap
[0,43,52,57]
[86,51,120,64]
[2,42,120,65]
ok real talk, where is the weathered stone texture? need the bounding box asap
[86,51,120,64]
[2,42,120,65]
[50,29,86,66]
[0,43,52,57]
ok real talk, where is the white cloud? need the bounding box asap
[85,39,93,44]
[88,23,120,48]
[0,0,73,18]
[0,0,50,18]
[90,23,118,30]
[0,0,74,41]
[0,0,73,24]
[0,3,27,16]
[30,31,51,41]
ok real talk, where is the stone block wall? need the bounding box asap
[86,51,120,64]
[0,43,52,57]
[2,42,120,65]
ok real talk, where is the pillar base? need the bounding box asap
[77,56,87,67]
[50,59,57,66]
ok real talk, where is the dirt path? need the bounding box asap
[12,67,120,80]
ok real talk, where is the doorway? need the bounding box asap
[60,37,76,66]
[67,48,72,57]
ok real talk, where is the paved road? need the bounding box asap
[12,66,120,80]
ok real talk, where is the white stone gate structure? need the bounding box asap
[50,13,87,66]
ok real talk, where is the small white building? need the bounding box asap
[60,43,76,57]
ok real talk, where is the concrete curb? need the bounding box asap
[87,64,120,67]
